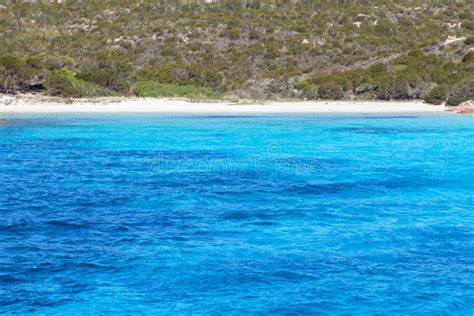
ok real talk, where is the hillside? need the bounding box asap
[0,0,473,105]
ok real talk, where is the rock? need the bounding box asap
[458,107,474,113]
[451,105,474,114]
[459,100,474,107]
[445,36,466,45]
[457,107,474,114]
[0,119,8,125]
[447,100,474,114]
[456,100,474,114]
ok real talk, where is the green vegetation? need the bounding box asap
[425,85,449,105]
[136,82,218,99]
[464,37,474,46]
[45,68,111,98]
[0,0,472,105]
[0,55,45,93]
[298,50,472,103]
[446,79,474,106]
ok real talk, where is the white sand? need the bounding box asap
[0,94,446,114]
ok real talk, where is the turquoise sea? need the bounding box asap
[0,113,473,314]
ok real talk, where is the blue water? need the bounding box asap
[1,113,473,315]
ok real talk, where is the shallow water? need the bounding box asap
[1,113,473,314]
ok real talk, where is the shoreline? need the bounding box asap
[0,94,448,114]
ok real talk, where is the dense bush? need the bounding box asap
[136,65,186,85]
[464,37,474,46]
[377,77,411,100]
[77,63,131,93]
[462,52,474,64]
[318,81,344,100]
[0,55,44,92]
[45,68,111,98]
[374,19,397,36]
[227,28,241,40]
[135,64,222,90]
[45,56,74,71]
[424,84,448,105]
[462,21,474,31]
[446,80,474,106]
[0,55,25,92]
[135,81,219,99]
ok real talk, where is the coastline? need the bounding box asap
[0,94,448,114]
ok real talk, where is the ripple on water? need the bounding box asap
[0,114,472,314]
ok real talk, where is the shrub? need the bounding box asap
[377,77,410,100]
[45,68,110,98]
[424,84,448,105]
[161,43,178,56]
[0,55,45,92]
[203,69,222,88]
[45,69,82,97]
[135,81,219,99]
[464,37,474,46]
[45,56,73,71]
[446,79,474,106]
[299,83,318,99]
[462,21,474,31]
[318,81,344,99]
[135,64,187,85]
[462,52,474,64]
[221,28,240,40]
[0,55,25,92]
[374,19,396,36]
[249,29,261,40]
[187,43,201,51]
[368,62,390,77]
[77,64,131,93]
[26,57,45,70]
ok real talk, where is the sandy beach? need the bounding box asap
[0,94,447,114]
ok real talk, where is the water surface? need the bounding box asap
[1,113,473,314]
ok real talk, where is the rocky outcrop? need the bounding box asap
[447,100,474,114]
